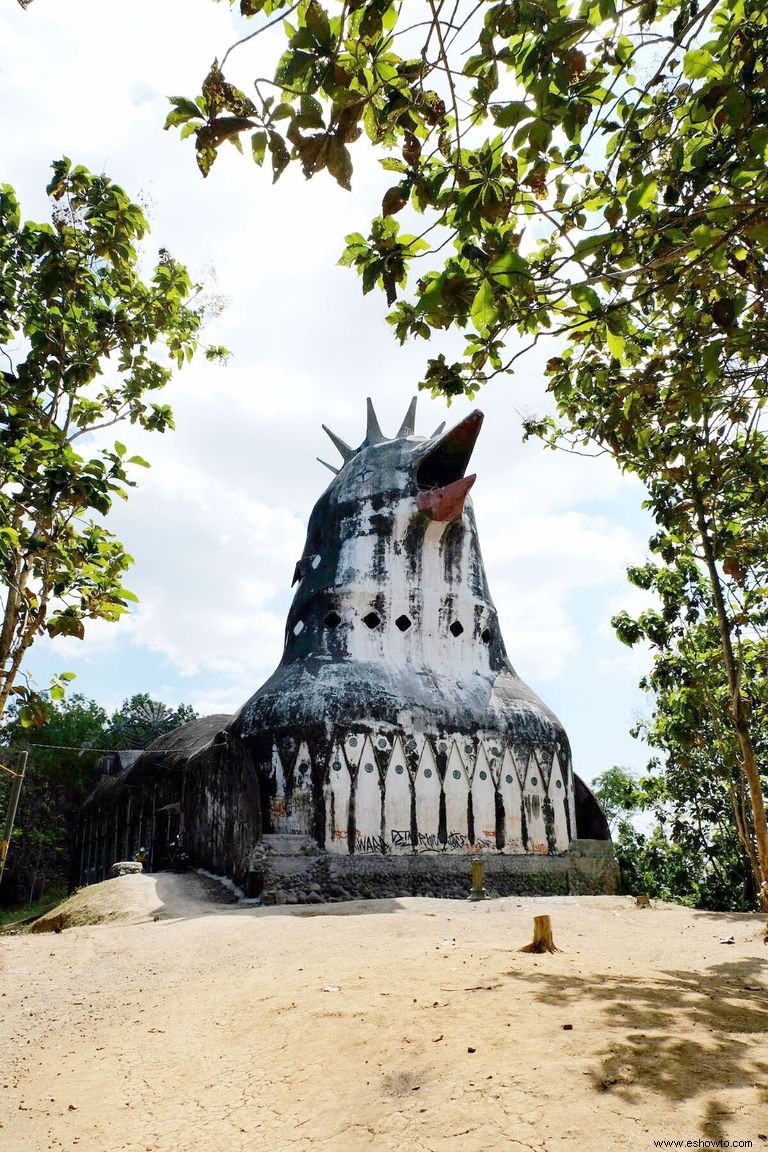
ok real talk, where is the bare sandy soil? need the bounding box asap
[1,873,767,1152]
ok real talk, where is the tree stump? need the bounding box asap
[519,914,560,954]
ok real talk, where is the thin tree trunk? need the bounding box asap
[693,488,768,914]
[730,781,762,893]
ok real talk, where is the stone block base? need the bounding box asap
[248,837,619,904]
[568,838,621,895]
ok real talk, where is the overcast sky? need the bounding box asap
[1,0,656,781]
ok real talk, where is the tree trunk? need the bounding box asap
[730,781,762,894]
[693,489,768,915]
[519,914,560,953]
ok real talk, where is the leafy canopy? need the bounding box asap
[0,160,225,724]
[172,0,768,398]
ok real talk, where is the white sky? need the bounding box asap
[1,0,655,781]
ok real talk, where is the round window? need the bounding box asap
[505,774,513,784]
[452,769,461,780]
[395,764,404,775]
[424,768,432,779]
[479,770,487,781]
[364,763,375,773]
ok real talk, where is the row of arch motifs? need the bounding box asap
[268,731,573,856]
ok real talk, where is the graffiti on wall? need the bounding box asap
[267,729,573,857]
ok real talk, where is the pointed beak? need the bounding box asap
[417,474,476,521]
[415,410,483,522]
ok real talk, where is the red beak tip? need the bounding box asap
[417,474,476,522]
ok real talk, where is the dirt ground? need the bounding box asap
[1,873,767,1152]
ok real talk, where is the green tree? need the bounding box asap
[613,557,767,906]
[590,765,642,832]
[0,692,199,902]
[108,693,199,750]
[0,159,226,725]
[539,327,768,911]
[593,757,758,910]
[0,693,109,902]
[169,0,768,910]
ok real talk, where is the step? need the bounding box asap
[261,833,316,856]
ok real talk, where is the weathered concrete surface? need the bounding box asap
[231,402,588,874]
[568,839,622,895]
[109,861,143,877]
[247,837,620,904]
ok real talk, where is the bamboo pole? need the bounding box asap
[0,751,28,887]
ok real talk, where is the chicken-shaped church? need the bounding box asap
[79,400,617,899]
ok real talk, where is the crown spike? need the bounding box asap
[317,457,340,475]
[396,397,418,438]
[365,397,385,445]
[431,421,446,437]
[322,424,355,462]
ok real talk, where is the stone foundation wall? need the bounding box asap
[568,838,621,895]
[248,835,618,904]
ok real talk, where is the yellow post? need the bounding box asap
[468,857,490,901]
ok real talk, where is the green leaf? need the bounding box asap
[251,131,268,166]
[268,132,290,181]
[298,94,324,128]
[570,283,602,313]
[492,101,533,129]
[683,49,716,80]
[627,176,657,215]
[606,328,625,360]
[616,36,633,64]
[487,249,529,284]
[326,139,353,190]
[470,279,497,334]
[272,102,294,121]
[574,231,616,259]
[305,0,331,47]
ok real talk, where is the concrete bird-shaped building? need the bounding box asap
[230,399,576,859]
[78,398,616,897]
